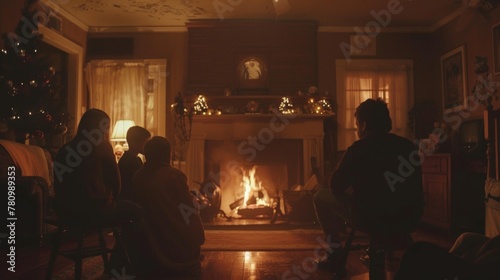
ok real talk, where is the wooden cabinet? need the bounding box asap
[421,153,451,231]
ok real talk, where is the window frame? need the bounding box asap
[335,59,414,150]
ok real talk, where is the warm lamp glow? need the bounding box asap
[111,120,135,141]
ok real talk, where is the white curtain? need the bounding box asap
[85,61,148,133]
[337,63,411,150]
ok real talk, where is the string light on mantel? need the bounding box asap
[193,94,209,114]
[279,97,294,114]
[317,98,333,114]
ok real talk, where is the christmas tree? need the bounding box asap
[0,0,68,144]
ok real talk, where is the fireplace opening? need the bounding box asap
[225,164,287,218]
[204,139,303,219]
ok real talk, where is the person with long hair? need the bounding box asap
[53,108,142,272]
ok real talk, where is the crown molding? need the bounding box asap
[429,7,462,32]
[318,26,431,33]
[92,24,442,34]
[88,26,188,33]
[39,0,464,35]
[319,7,463,34]
[40,0,89,32]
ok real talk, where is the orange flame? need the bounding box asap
[241,166,269,207]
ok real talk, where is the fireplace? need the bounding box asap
[184,112,331,218]
[204,139,302,216]
[226,164,283,218]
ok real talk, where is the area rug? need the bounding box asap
[201,229,366,251]
[52,256,109,280]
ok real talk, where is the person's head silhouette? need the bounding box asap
[355,98,392,139]
[144,136,171,164]
[126,126,151,155]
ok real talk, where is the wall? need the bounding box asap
[433,9,500,122]
[318,9,500,141]
[318,32,435,105]
[0,1,87,52]
[4,2,500,147]
[0,1,25,40]
[185,20,317,96]
[430,10,500,232]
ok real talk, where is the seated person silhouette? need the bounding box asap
[313,98,424,273]
[118,126,151,201]
[53,108,142,223]
[53,109,143,271]
[131,136,205,279]
[394,232,500,280]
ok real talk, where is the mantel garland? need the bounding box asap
[171,92,193,162]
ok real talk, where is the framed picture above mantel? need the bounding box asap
[441,45,467,114]
[236,56,268,91]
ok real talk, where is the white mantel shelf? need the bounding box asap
[191,113,334,122]
[184,113,334,188]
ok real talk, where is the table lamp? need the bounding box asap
[111,119,135,159]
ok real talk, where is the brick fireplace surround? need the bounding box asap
[184,113,332,214]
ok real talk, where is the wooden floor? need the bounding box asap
[1,218,457,280]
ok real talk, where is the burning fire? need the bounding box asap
[241,166,270,207]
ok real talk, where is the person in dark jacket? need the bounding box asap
[313,98,424,271]
[131,136,205,279]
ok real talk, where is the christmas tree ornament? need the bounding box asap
[39,71,51,86]
[32,130,44,139]
[53,124,68,135]
[8,87,18,96]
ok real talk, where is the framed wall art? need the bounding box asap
[236,56,268,89]
[441,45,467,113]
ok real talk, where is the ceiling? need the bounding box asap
[45,0,465,32]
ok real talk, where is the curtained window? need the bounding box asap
[336,60,414,151]
[85,59,166,138]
